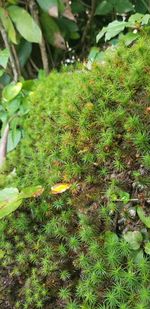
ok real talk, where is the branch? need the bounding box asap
[28,0,49,74]
[0,123,9,168]
[0,22,19,82]
[81,0,97,51]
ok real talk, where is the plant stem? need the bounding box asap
[29,0,49,74]
[81,0,97,54]
[0,22,19,82]
[0,123,9,168]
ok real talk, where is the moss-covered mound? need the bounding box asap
[0,35,150,309]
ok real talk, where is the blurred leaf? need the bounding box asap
[0,187,22,219]
[142,13,150,24]
[2,82,22,102]
[19,186,44,199]
[37,0,59,17]
[137,207,150,228]
[8,5,42,43]
[0,7,17,44]
[17,40,32,68]
[71,0,84,13]
[123,32,139,46]
[51,183,71,194]
[144,242,150,255]
[0,48,10,69]
[124,231,143,250]
[6,98,20,115]
[128,13,144,25]
[58,17,79,40]
[62,0,76,21]
[105,20,127,41]
[88,47,100,61]
[0,69,4,77]
[7,129,21,152]
[96,26,107,42]
[95,1,113,15]
[40,13,66,49]
[115,0,133,13]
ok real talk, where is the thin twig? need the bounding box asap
[30,58,40,72]
[0,22,19,82]
[0,123,9,168]
[28,0,49,74]
[81,0,97,54]
[11,44,21,77]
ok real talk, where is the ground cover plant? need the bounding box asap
[0,32,150,308]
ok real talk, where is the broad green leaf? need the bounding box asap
[128,13,144,25]
[144,242,150,255]
[19,186,44,199]
[6,98,20,115]
[96,27,107,43]
[40,13,65,49]
[142,14,150,25]
[0,8,17,44]
[137,207,150,228]
[57,17,79,40]
[7,129,21,152]
[95,1,113,15]
[0,198,22,219]
[0,187,19,202]
[2,82,22,102]
[124,231,143,250]
[123,32,139,46]
[36,0,59,17]
[105,21,127,41]
[8,6,42,43]
[18,40,32,68]
[0,49,10,69]
[115,0,133,13]
[88,47,100,61]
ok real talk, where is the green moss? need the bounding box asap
[1,34,150,308]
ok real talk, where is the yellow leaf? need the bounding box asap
[51,183,71,195]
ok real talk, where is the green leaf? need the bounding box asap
[6,98,20,115]
[36,0,59,17]
[40,13,65,49]
[123,32,139,46]
[119,191,130,204]
[0,69,4,77]
[96,26,107,43]
[2,82,22,102]
[115,0,133,14]
[128,13,144,25]
[88,47,100,61]
[0,198,22,219]
[142,14,150,25]
[124,231,143,250]
[0,187,22,219]
[95,1,113,15]
[0,7,17,44]
[144,242,150,255]
[17,40,32,68]
[105,20,127,41]
[0,187,19,202]
[7,129,22,152]
[19,186,44,199]
[8,6,42,43]
[137,207,150,228]
[0,48,10,69]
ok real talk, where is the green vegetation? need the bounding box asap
[0,33,150,308]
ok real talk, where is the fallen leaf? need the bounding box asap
[51,183,71,194]
[19,186,44,199]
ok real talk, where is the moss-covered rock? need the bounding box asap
[0,34,150,309]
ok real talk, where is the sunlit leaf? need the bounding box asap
[0,7,17,44]
[2,82,22,102]
[51,183,71,194]
[20,186,44,199]
[0,187,22,219]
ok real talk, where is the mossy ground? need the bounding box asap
[0,34,150,309]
